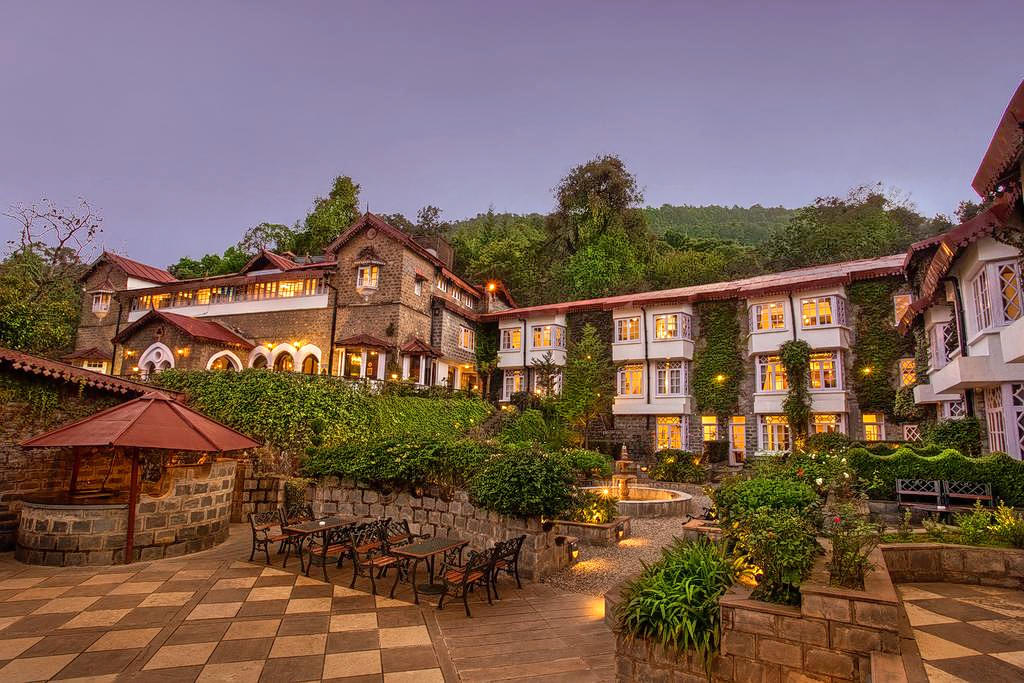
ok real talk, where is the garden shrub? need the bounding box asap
[468,445,576,519]
[565,489,619,524]
[992,502,1024,548]
[650,450,708,483]
[499,408,569,448]
[804,431,852,456]
[704,439,730,464]
[560,448,613,479]
[617,537,752,672]
[920,417,984,457]
[847,447,1024,505]
[713,476,818,526]
[743,507,818,606]
[825,501,880,590]
[953,502,994,546]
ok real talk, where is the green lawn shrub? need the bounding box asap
[468,445,576,518]
[650,449,709,483]
[742,508,818,605]
[561,448,613,479]
[565,488,620,524]
[713,476,818,526]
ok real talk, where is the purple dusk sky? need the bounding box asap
[1,1,1022,266]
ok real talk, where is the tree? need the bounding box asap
[557,323,614,447]
[531,351,560,396]
[295,175,361,254]
[168,245,250,279]
[0,198,102,354]
[238,222,299,254]
[414,205,447,236]
[474,327,499,399]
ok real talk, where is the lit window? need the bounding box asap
[356,265,379,289]
[701,416,719,441]
[83,360,107,374]
[655,361,684,396]
[653,313,689,340]
[616,317,640,342]
[973,270,991,331]
[730,416,746,457]
[501,328,521,351]
[617,364,644,396]
[503,369,524,400]
[752,302,786,331]
[532,325,565,349]
[757,355,788,392]
[862,413,885,442]
[458,326,475,351]
[91,292,111,312]
[801,297,834,327]
[656,416,683,451]
[760,415,790,450]
[998,262,1022,322]
[893,294,913,325]
[811,414,841,434]
[809,352,838,390]
[903,424,921,441]
[898,358,916,387]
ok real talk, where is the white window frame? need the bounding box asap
[532,325,565,349]
[654,361,685,397]
[83,360,108,374]
[502,369,524,401]
[996,260,1023,324]
[800,296,837,328]
[500,328,522,351]
[655,416,685,451]
[653,313,690,341]
[356,265,379,289]
[414,279,423,296]
[941,398,967,420]
[972,268,992,333]
[617,364,644,397]
[808,351,840,391]
[615,317,641,343]
[458,326,475,351]
[862,413,885,442]
[811,413,843,434]
[756,355,788,393]
[751,301,786,332]
[91,292,111,313]
[759,415,790,451]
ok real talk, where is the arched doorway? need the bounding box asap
[252,355,267,369]
[208,352,241,371]
[138,343,174,378]
[301,355,318,375]
[274,352,294,372]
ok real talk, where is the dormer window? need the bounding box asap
[91,292,111,313]
[356,265,379,290]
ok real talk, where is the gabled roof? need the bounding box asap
[0,346,177,397]
[62,347,109,361]
[82,251,177,285]
[399,337,442,357]
[972,80,1024,197]
[113,310,254,349]
[326,213,444,266]
[483,254,906,321]
[336,333,391,349]
[240,249,301,274]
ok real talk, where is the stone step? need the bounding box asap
[870,652,909,683]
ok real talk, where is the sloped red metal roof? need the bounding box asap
[21,390,260,452]
[97,252,178,284]
[399,337,442,357]
[240,249,301,273]
[62,347,109,361]
[113,310,254,349]
[336,333,391,349]
[972,80,1024,197]
[0,346,174,397]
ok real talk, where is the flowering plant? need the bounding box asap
[824,500,881,589]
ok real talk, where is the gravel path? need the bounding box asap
[541,513,700,597]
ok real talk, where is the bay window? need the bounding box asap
[653,313,690,340]
[356,265,379,289]
[532,325,565,349]
[656,416,684,451]
[971,260,1022,334]
[91,292,111,313]
[503,369,524,400]
[501,328,522,351]
[801,297,833,327]
[655,361,685,396]
[616,317,640,342]
[862,413,885,442]
[997,262,1022,322]
[757,355,788,392]
[752,302,786,332]
[760,415,790,450]
[808,352,839,390]
[617,364,644,397]
[458,326,475,351]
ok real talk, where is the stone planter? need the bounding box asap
[881,541,1024,589]
[554,516,631,546]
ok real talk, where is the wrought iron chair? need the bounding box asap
[348,518,409,596]
[305,522,357,582]
[437,548,494,617]
[248,510,291,565]
[384,518,425,546]
[489,535,526,599]
[895,479,943,513]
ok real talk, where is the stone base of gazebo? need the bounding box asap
[16,460,236,566]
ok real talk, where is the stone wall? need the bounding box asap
[231,461,286,523]
[308,478,577,580]
[881,542,1024,589]
[554,517,631,547]
[15,460,236,566]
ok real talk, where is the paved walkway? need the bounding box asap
[0,525,614,682]
[898,582,1024,682]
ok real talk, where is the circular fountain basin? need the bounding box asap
[584,486,693,518]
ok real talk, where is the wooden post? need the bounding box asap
[124,449,140,564]
[69,447,82,496]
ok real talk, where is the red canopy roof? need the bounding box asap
[21,390,261,452]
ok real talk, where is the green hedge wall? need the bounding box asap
[847,446,1024,505]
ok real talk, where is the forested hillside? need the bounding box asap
[642,204,796,242]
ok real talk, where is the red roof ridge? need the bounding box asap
[94,251,177,284]
[972,80,1024,197]
[113,310,254,349]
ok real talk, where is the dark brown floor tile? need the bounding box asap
[332,595,377,613]
[156,581,207,594]
[201,588,250,604]
[88,594,147,610]
[3,612,75,634]
[207,636,274,663]
[52,647,142,678]
[323,675,383,683]
[326,629,379,653]
[118,606,182,627]
[376,607,424,628]
[917,622,1024,653]
[277,613,331,636]
[929,654,1024,680]
[66,583,119,597]
[0,599,47,616]
[381,644,439,672]
[259,654,324,682]
[907,583,990,598]
[120,664,203,682]
[166,620,231,645]
[37,574,92,587]
[221,567,264,579]
[254,574,297,587]
[914,598,1008,623]
[23,631,102,656]
[289,584,334,599]
[237,599,288,617]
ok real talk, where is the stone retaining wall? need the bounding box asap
[308,478,577,580]
[231,462,285,523]
[554,516,631,546]
[881,542,1024,589]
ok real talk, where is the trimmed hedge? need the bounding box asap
[713,476,819,526]
[847,447,1024,506]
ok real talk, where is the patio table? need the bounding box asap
[391,536,469,604]
[283,516,358,576]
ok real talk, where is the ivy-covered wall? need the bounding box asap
[692,301,745,420]
[848,278,915,419]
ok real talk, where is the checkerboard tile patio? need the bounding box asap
[899,583,1024,682]
[0,524,615,681]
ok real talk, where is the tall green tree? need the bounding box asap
[558,323,614,447]
[295,175,361,255]
[168,245,250,279]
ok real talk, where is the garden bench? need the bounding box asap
[942,481,994,510]
[895,479,944,513]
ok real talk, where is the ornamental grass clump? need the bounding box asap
[617,537,752,674]
[992,502,1024,548]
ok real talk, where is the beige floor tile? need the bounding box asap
[912,629,980,660]
[376,596,413,608]
[197,659,265,682]
[108,581,164,595]
[260,567,291,577]
[0,636,43,659]
[897,586,944,600]
[173,569,215,581]
[993,651,1024,668]
[294,575,323,587]
[923,663,969,682]
[269,633,327,658]
[379,625,432,648]
[54,675,119,683]
[187,602,242,620]
[224,618,280,640]
[903,603,957,627]
[139,591,195,607]
[247,586,292,602]
[0,577,45,590]
[88,627,162,651]
[143,641,218,670]
[229,561,255,569]
[6,585,72,601]
[285,597,332,614]
[33,595,101,614]
[384,669,445,683]
[323,650,382,678]
[212,577,258,590]
[0,653,78,682]
[80,574,133,586]
[333,585,364,597]
[330,612,378,632]
[60,609,131,629]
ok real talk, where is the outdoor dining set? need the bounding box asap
[248,506,526,617]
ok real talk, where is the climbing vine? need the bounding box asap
[692,301,744,420]
[779,339,812,440]
[847,279,915,418]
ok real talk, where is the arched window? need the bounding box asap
[210,355,238,371]
[302,355,318,375]
[274,352,294,372]
[252,355,267,369]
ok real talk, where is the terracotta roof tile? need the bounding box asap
[97,252,177,284]
[113,310,254,349]
[399,338,442,357]
[0,346,178,397]
[62,347,109,361]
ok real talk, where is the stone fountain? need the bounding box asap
[613,446,638,499]
[585,445,694,518]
